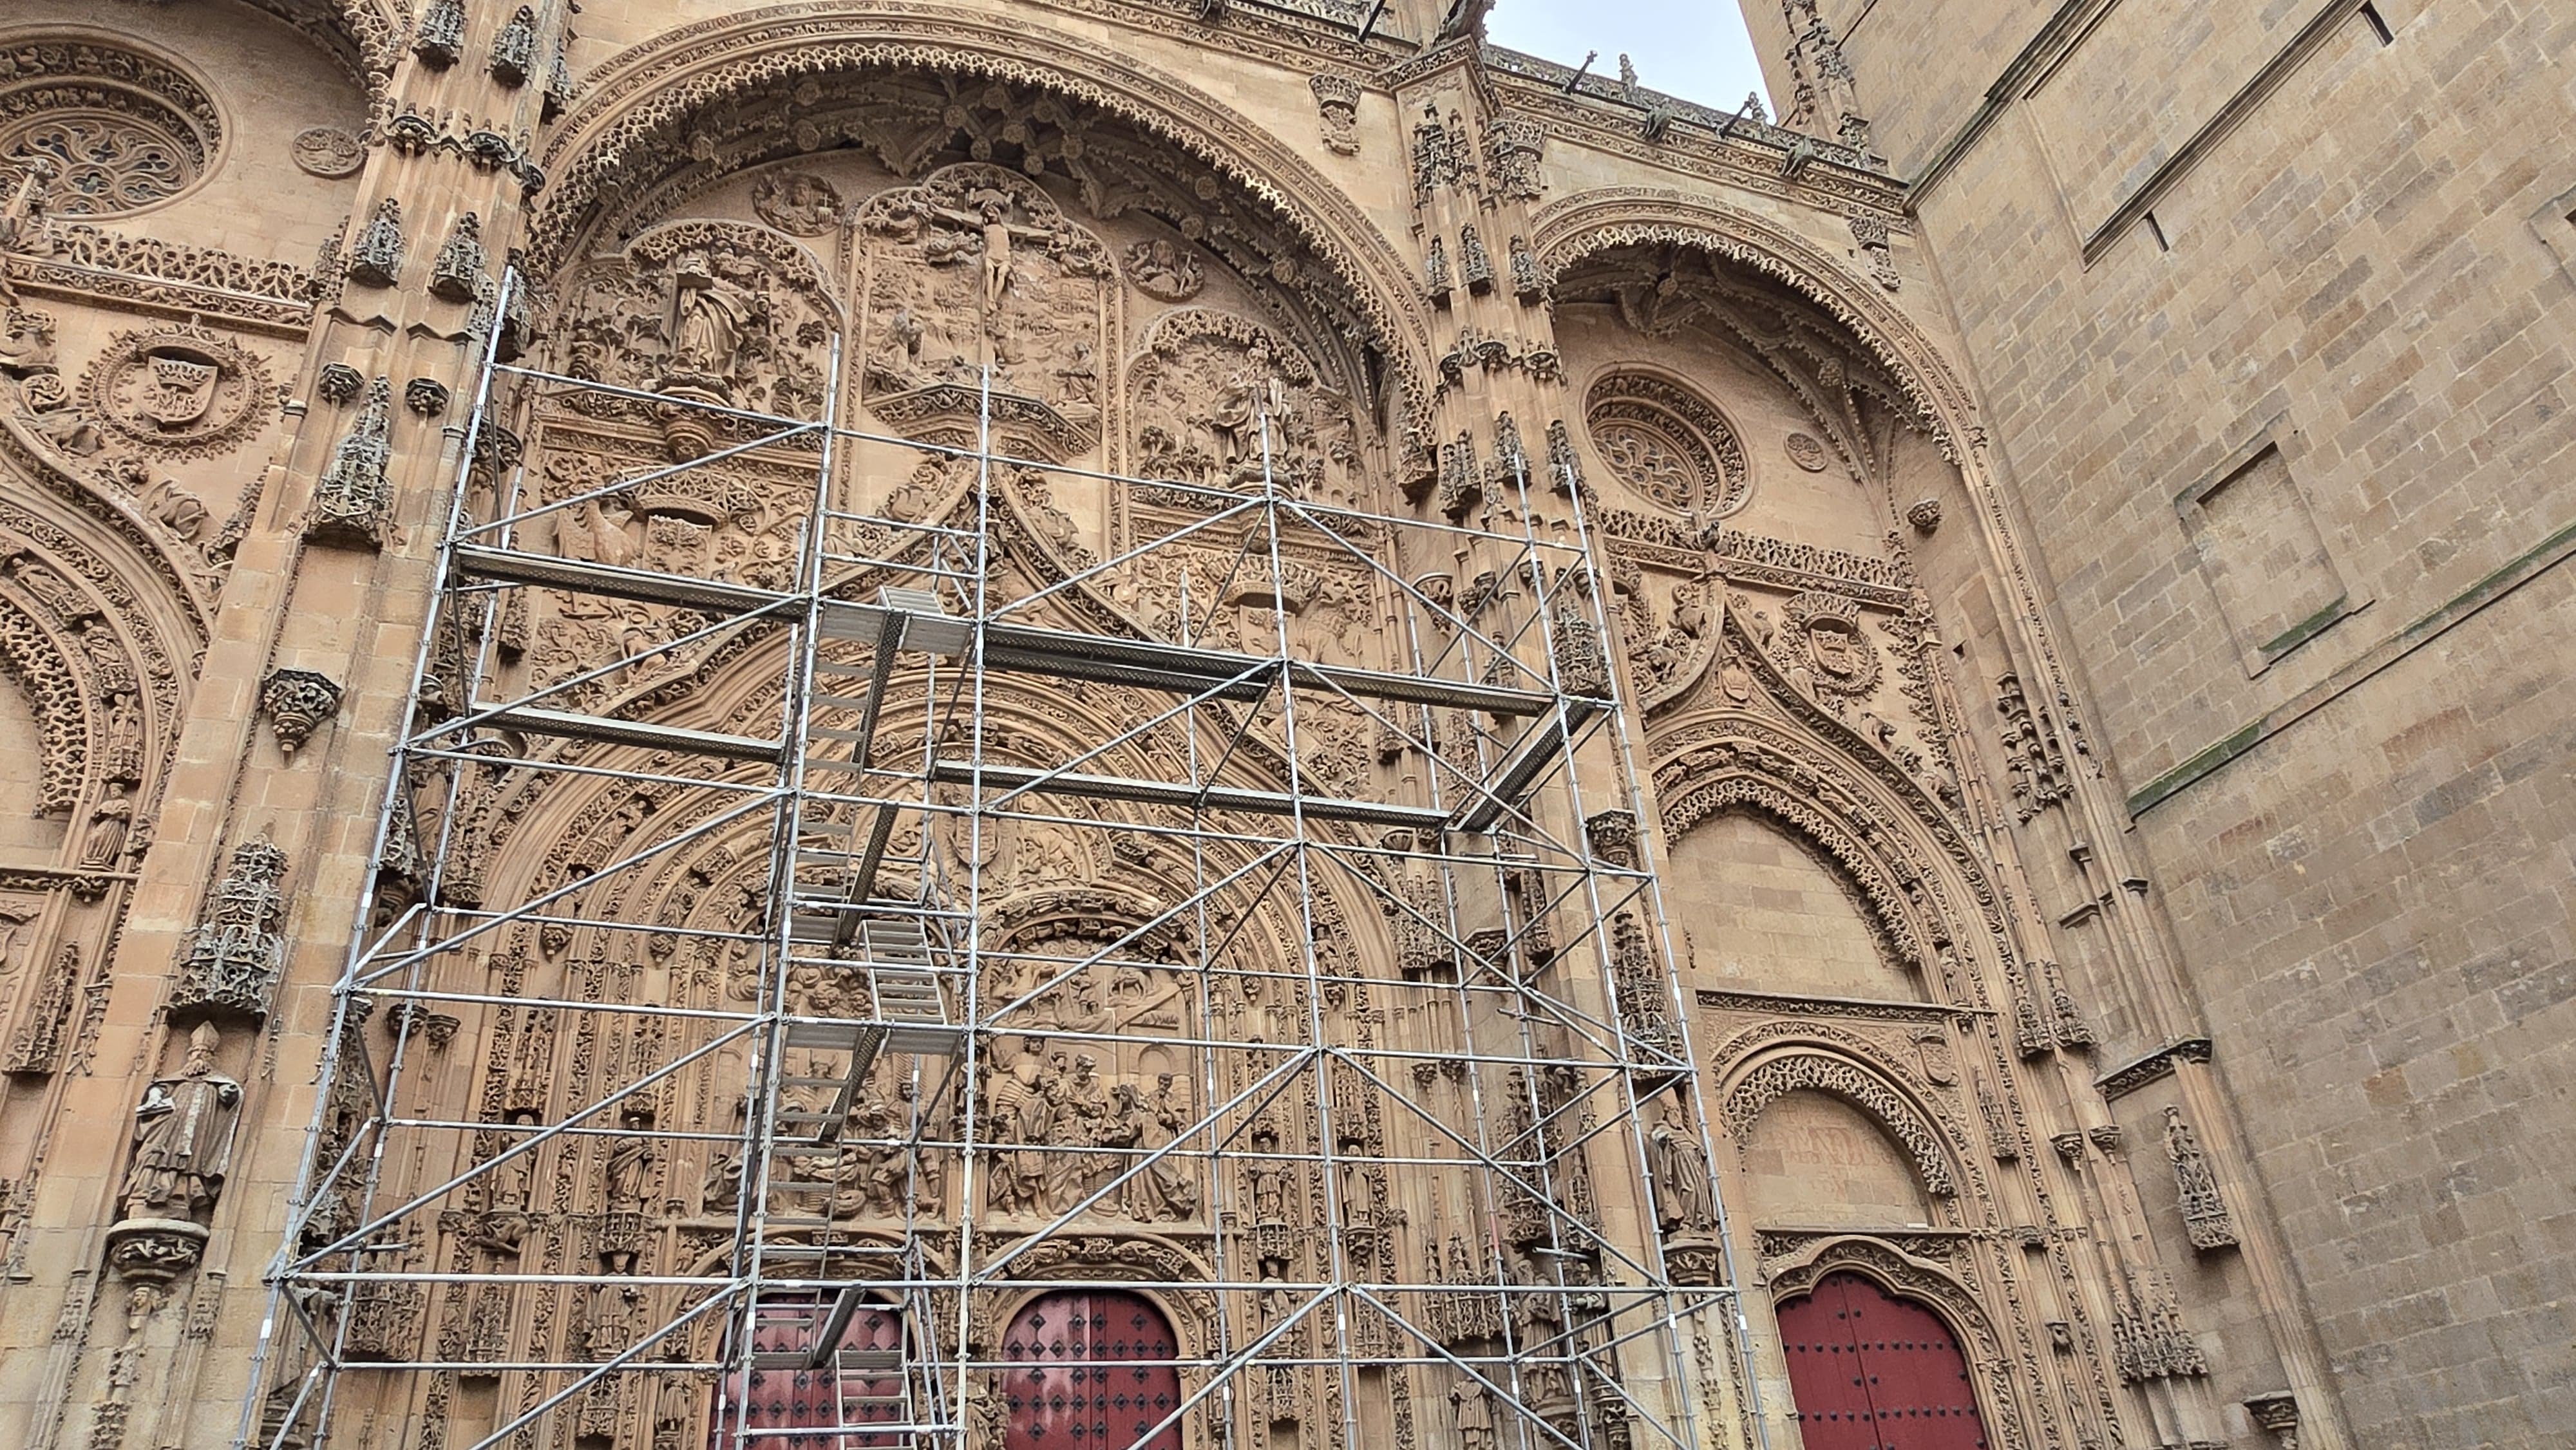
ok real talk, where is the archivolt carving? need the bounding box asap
[1661,766,1922,973]
[0,593,84,814]
[0,408,220,637]
[1719,1050,1955,1199]
[1537,187,2104,757]
[969,1234,1218,1357]
[1765,1236,2030,1450]
[0,483,191,813]
[529,5,1431,426]
[1532,189,1973,460]
[1656,603,2007,956]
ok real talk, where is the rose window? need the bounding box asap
[1584,373,1750,518]
[0,41,222,218]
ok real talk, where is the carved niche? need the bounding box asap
[1584,372,1749,518]
[1128,309,1359,504]
[854,164,1110,460]
[554,218,839,452]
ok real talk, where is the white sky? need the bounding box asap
[1484,0,1770,111]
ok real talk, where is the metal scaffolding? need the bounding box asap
[245,270,1771,1450]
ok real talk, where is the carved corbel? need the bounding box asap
[259,670,343,758]
[2244,1392,2300,1449]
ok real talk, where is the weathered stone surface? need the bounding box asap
[0,1,2553,1448]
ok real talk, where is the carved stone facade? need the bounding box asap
[0,3,2533,1450]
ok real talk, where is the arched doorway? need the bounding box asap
[1776,1272,1988,1450]
[712,1290,909,1449]
[1001,1289,1184,1450]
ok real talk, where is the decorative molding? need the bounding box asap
[2093,1036,2211,1099]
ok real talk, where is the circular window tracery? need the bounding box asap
[0,41,222,218]
[1584,372,1750,518]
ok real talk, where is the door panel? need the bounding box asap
[1777,1272,1988,1450]
[1002,1288,1184,1450]
[715,1294,907,1450]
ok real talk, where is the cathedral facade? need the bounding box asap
[0,3,2559,1450]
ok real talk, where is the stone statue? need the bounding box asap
[1450,1380,1496,1450]
[0,158,55,261]
[1649,1105,1716,1235]
[80,782,135,869]
[120,1022,242,1223]
[602,1102,658,1213]
[667,250,762,391]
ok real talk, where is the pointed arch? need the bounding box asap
[1717,1048,1957,1200]
[1531,188,1977,460]
[1765,1236,2032,1450]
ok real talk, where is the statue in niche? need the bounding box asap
[1131,310,1350,495]
[120,1022,242,1223]
[77,617,137,695]
[80,782,135,868]
[602,1101,658,1214]
[1450,1382,1497,1450]
[1247,1158,1290,1227]
[1648,1105,1717,1236]
[666,249,764,393]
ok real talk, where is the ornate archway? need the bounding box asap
[532,4,1434,430]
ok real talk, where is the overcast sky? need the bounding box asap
[1485,0,1770,111]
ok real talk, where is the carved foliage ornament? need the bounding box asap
[0,39,223,218]
[260,668,343,758]
[79,324,272,459]
[1584,372,1749,518]
[291,126,365,178]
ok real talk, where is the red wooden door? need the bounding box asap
[714,1294,907,1450]
[1776,1272,1987,1450]
[1001,1289,1184,1450]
